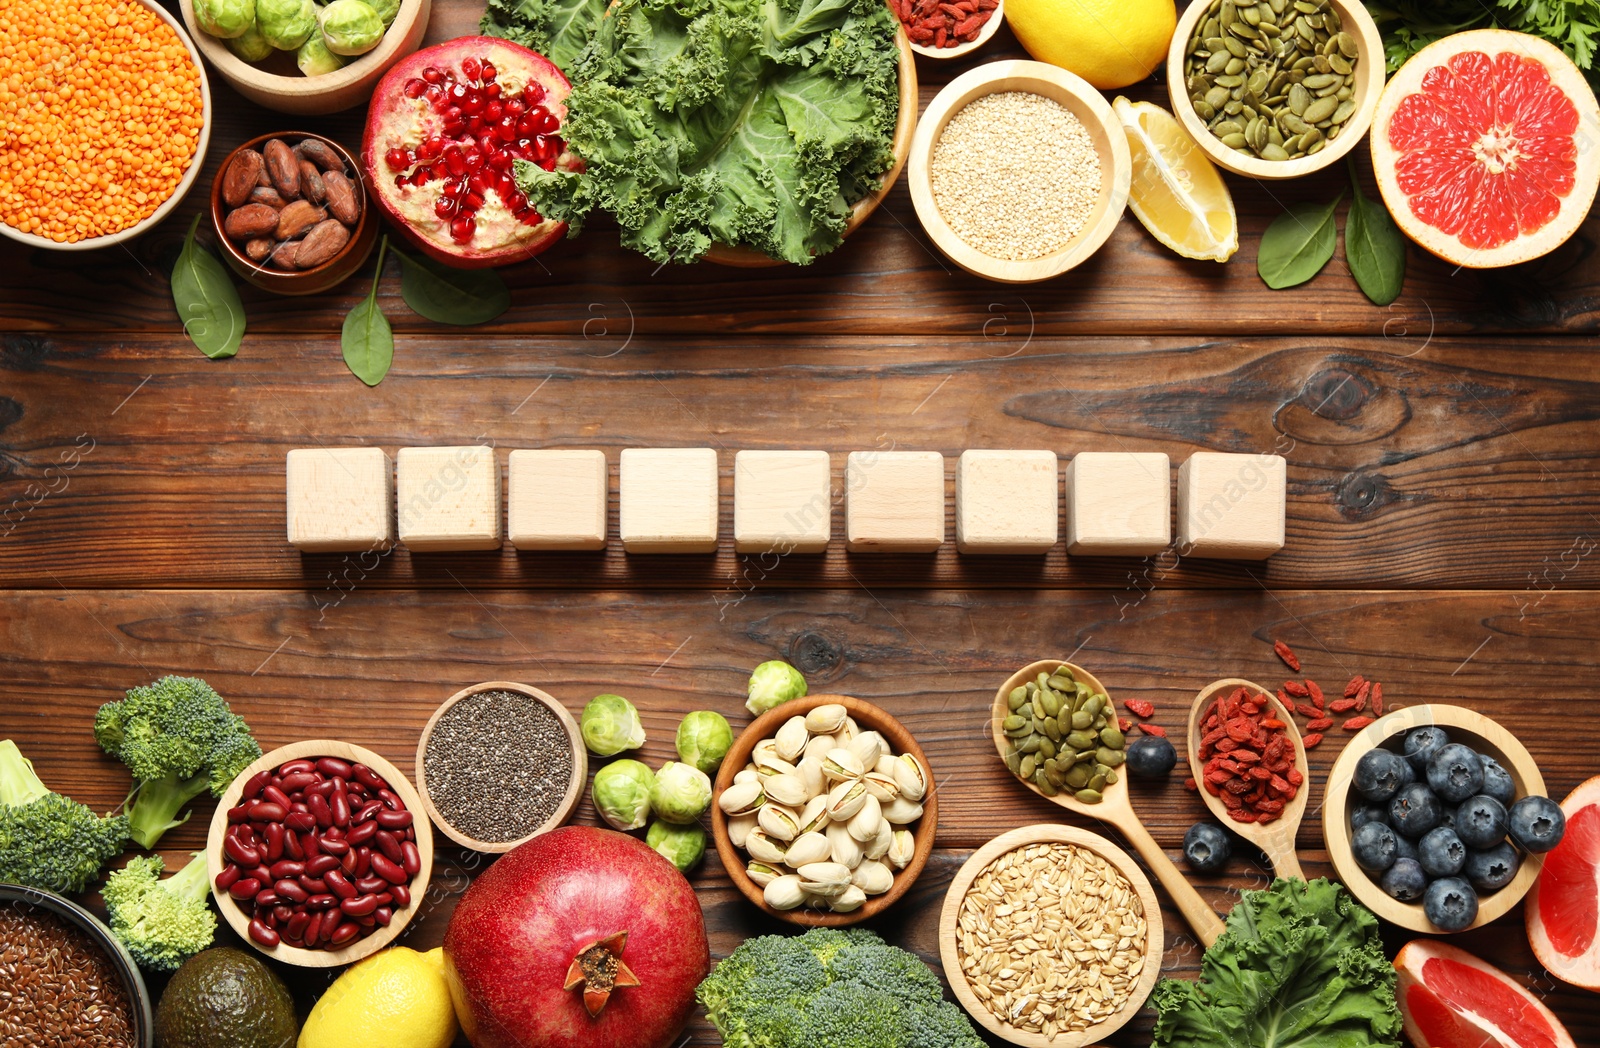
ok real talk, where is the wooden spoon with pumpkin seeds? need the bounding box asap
[991,659,1227,947]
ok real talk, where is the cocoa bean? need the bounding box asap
[294,219,350,269]
[223,202,280,240]
[276,200,326,241]
[257,166,272,188]
[244,237,273,262]
[294,138,345,173]
[250,185,287,209]
[263,138,301,200]
[321,170,360,225]
[299,160,327,205]
[268,240,301,270]
[222,149,264,208]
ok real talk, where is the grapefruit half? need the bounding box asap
[1394,939,1576,1048]
[1370,29,1600,269]
[1527,774,1600,990]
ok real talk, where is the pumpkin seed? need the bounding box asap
[1261,142,1290,161]
[1336,30,1357,56]
[1303,96,1337,123]
[1225,35,1248,57]
[1225,56,1247,75]
[1329,52,1351,74]
[1330,98,1355,123]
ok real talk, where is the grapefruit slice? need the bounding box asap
[1527,774,1600,990]
[1394,939,1576,1048]
[1370,29,1600,268]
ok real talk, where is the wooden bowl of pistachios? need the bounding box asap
[710,694,937,926]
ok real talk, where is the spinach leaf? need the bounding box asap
[171,214,245,359]
[342,238,393,386]
[1257,192,1342,289]
[394,248,511,326]
[1345,159,1406,306]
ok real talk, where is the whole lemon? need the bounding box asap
[1004,0,1177,89]
[299,947,459,1048]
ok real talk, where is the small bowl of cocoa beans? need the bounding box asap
[210,131,377,296]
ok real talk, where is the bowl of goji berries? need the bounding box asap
[895,0,1004,59]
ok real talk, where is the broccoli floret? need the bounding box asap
[94,676,261,849]
[0,739,129,894]
[697,927,985,1048]
[102,852,217,972]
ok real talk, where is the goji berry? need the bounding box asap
[1306,679,1324,706]
[1261,717,1287,729]
[1224,777,1254,795]
[1274,639,1301,671]
[1123,699,1155,719]
[1232,749,1261,763]
[1277,688,1292,707]
[1257,798,1286,814]
[1118,717,1134,733]
[1343,716,1374,730]
[1329,697,1359,713]
[1226,717,1255,742]
[1217,738,1239,753]
[1344,674,1365,699]
[1227,808,1259,823]
[1269,774,1291,793]
[1287,768,1304,786]
[1250,766,1273,781]
[1302,732,1324,748]
[1203,777,1221,796]
[1283,680,1309,698]
[1305,717,1334,731]
[1295,702,1322,719]
[1137,722,1168,737]
[1221,789,1244,807]
[1353,681,1371,713]
[1183,776,1197,792]
[1370,682,1384,716]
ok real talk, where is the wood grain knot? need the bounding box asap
[0,397,20,434]
[2,335,50,371]
[1299,368,1371,420]
[1335,471,1398,520]
[788,630,844,675]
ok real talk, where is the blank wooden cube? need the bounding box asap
[285,448,393,553]
[734,451,831,554]
[1178,452,1286,560]
[955,450,1059,554]
[396,446,501,552]
[619,448,719,553]
[507,450,608,551]
[845,451,944,552]
[1066,452,1171,556]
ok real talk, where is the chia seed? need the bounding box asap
[425,689,575,843]
[0,906,136,1048]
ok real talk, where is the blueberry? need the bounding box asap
[1424,876,1479,931]
[1437,803,1458,832]
[1353,749,1414,803]
[1390,782,1444,838]
[1403,726,1450,770]
[1418,826,1467,878]
[1508,796,1567,854]
[1465,841,1521,892]
[1351,804,1390,831]
[1125,736,1177,779]
[1455,794,1509,850]
[1478,755,1516,807]
[1352,820,1399,873]
[1183,822,1231,873]
[1427,743,1485,803]
[1383,857,1429,902]
[1392,832,1419,863]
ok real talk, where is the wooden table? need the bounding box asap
[4,2,1599,1043]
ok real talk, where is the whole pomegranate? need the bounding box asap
[443,825,709,1048]
[361,37,577,267]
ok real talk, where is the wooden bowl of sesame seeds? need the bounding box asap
[906,60,1131,283]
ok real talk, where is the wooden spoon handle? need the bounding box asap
[1116,817,1226,948]
[1259,829,1306,882]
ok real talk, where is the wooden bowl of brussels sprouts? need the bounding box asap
[179,0,429,115]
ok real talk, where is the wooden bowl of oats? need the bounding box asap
[938,824,1163,1047]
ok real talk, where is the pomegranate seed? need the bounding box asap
[480,61,496,82]
[461,56,482,81]
[487,149,513,171]
[384,147,409,171]
[403,78,427,98]
[516,112,540,138]
[467,116,486,135]
[466,170,490,195]
[504,98,524,117]
[434,195,458,219]
[450,214,476,243]
[444,105,462,122]
[442,120,466,138]
[449,82,468,103]
[393,174,408,188]
[517,208,541,225]
[425,84,446,106]
[524,82,545,104]
[462,94,484,116]
[497,173,517,196]
[422,66,443,83]
[537,113,560,135]
[484,82,501,100]
[484,100,503,123]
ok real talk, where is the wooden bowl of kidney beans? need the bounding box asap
[206,740,433,967]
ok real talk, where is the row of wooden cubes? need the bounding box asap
[286,447,1286,559]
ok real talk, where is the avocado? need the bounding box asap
[155,946,299,1048]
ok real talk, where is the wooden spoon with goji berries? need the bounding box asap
[1187,679,1312,881]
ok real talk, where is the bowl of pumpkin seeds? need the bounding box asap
[1166,0,1384,178]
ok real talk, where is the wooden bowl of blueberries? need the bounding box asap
[1323,704,1566,933]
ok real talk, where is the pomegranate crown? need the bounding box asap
[563,931,641,1017]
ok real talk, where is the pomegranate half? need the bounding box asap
[362,37,577,268]
[443,825,709,1048]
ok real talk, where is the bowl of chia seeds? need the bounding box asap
[415,681,587,852]
[0,883,154,1048]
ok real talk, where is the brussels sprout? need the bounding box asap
[650,761,712,825]
[746,660,807,715]
[581,693,646,756]
[255,0,317,49]
[646,820,706,872]
[675,711,733,775]
[194,0,256,39]
[296,29,346,76]
[592,759,654,832]
[226,20,275,60]
[319,0,384,55]
[365,0,400,26]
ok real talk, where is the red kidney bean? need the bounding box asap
[347,820,378,845]
[284,811,317,833]
[373,906,392,927]
[272,904,294,924]
[284,830,305,861]
[309,793,333,828]
[263,822,285,862]
[301,831,321,858]
[301,910,323,947]
[329,922,360,946]
[330,791,350,828]
[306,893,337,909]
[325,825,345,842]
[374,891,393,906]
[280,772,319,793]
[341,849,359,877]
[248,801,286,823]
[286,911,311,941]
[340,894,379,917]
[404,827,415,842]
[375,830,403,864]
[319,836,350,857]
[352,763,381,787]
[229,878,262,901]
[400,841,421,876]
[227,804,251,823]
[378,788,402,810]
[275,879,310,903]
[215,864,242,891]
[355,915,376,929]
[262,784,292,810]
[247,865,274,887]
[253,891,280,909]
[355,875,386,894]
[307,779,336,799]
[242,770,272,800]
[324,868,357,900]
[300,876,328,894]
[317,757,353,779]
[355,800,384,822]
[304,854,340,876]
[279,758,317,775]
[389,883,411,908]
[376,810,413,830]
[224,836,262,867]
[249,918,280,947]
[290,800,310,813]
[370,853,407,886]
[352,847,371,879]
[270,859,304,879]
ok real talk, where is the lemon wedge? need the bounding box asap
[1112,97,1238,263]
